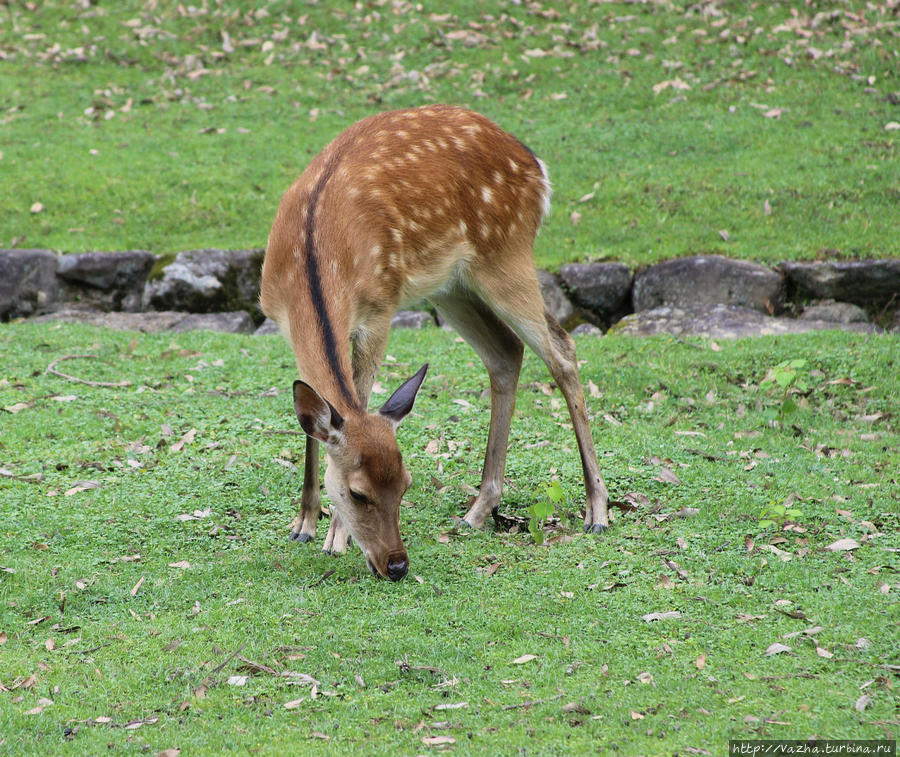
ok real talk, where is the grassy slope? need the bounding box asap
[1,322,897,754]
[1,1,898,267]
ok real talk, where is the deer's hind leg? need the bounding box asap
[467,256,610,532]
[431,288,524,529]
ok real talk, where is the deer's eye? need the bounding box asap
[349,489,370,505]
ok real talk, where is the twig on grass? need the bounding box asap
[501,693,565,710]
[45,355,131,388]
[209,642,249,676]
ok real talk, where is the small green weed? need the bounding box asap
[761,358,809,425]
[528,480,565,545]
[757,496,805,531]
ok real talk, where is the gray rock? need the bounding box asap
[32,309,255,334]
[570,323,603,336]
[633,255,784,314]
[255,318,281,335]
[611,304,880,339]
[558,262,632,321]
[171,312,255,333]
[0,249,59,319]
[536,269,574,327]
[143,248,264,316]
[781,259,900,304]
[799,300,869,324]
[390,310,435,329]
[56,251,154,312]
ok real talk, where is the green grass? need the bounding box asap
[2,1,899,267]
[1,322,898,754]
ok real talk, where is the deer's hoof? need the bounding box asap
[291,532,313,543]
[584,523,609,535]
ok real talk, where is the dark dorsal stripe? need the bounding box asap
[303,155,360,412]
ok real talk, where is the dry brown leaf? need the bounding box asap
[764,642,792,656]
[854,694,872,712]
[511,654,537,665]
[130,576,144,596]
[656,467,682,485]
[642,611,681,622]
[64,481,101,497]
[168,561,190,570]
[25,697,53,715]
[696,654,706,670]
[825,538,860,552]
[169,428,197,453]
[423,735,456,746]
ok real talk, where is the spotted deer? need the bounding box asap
[260,105,609,581]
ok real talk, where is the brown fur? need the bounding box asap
[261,106,609,580]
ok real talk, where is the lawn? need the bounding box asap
[1,322,897,754]
[1,1,899,267]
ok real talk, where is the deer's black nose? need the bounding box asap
[386,557,409,581]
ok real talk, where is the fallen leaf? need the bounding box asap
[652,77,691,94]
[434,701,468,710]
[157,750,181,757]
[764,642,792,656]
[169,428,197,453]
[630,710,645,720]
[655,467,682,485]
[130,576,144,596]
[696,654,706,670]
[30,201,44,214]
[168,561,190,570]
[423,736,456,746]
[642,611,681,622]
[511,654,537,665]
[227,675,248,686]
[64,481,101,496]
[825,538,860,552]
[4,402,31,414]
[284,698,304,709]
[816,646,833,659]
[25,697,53,715]
[854,694,872,712]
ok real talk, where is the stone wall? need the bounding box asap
[2,249,897,337]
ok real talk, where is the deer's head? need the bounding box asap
[292,365,428,580]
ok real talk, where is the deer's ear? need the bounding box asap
[293,381,345,445]
[379,364,428,429]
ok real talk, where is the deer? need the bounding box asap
[260,105,609,581]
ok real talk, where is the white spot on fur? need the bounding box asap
[370,243,382,258]
[493,170,504,185]
[508,158,520,172]
[481,186,493,204]
[391,228,403,245]
[480,223,490,240]
[536,157,552,219]
[459,220,467,237]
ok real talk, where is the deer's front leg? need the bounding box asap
[322,511,351,555]
[289,436,322,542]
